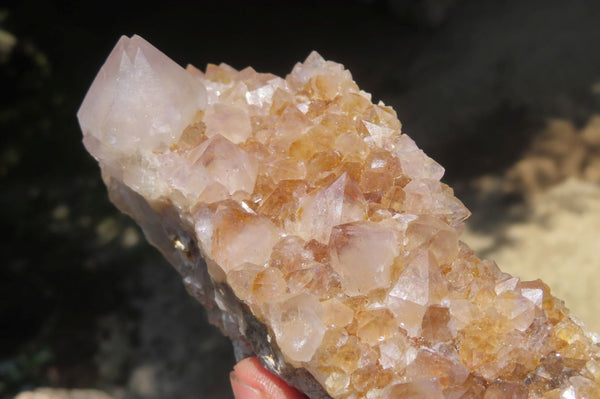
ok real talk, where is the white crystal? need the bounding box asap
[521,287,544,307]
[268,293,325,363]
[78,35,205,157]
[329,221,399,296]
[195,135,258,197]
[292,173,346,243]
[204,104,252,144]
[212,209,282,272]
[494,276,520,295]
[292,173,366,244]
[363,120,395,148]
[394,134,444,181]
[389,251,431,306]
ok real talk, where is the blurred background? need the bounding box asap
[2,0,600,398]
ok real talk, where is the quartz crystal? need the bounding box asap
[78,35,600,398]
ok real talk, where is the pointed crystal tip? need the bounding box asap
[77,35,206,158]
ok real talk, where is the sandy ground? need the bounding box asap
[464,178,600,333]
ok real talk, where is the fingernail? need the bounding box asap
[230,370,263,399]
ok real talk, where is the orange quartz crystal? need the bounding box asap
[78,35,600,398]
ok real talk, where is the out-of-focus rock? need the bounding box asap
[14,388,114,399]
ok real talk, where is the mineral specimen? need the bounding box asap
[78,35,600,398]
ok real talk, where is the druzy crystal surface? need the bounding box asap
[78,35,600,398]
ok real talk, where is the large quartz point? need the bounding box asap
[78,35,600,398]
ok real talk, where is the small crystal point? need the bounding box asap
[79,36,600,399]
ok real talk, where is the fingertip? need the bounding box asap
[231,369,263,399]
[233,357,308,399]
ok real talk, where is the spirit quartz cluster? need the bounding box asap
[78,35,600,398]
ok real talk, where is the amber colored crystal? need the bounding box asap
[78,35,600,398]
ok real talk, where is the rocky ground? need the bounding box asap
[2,1,600,398]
